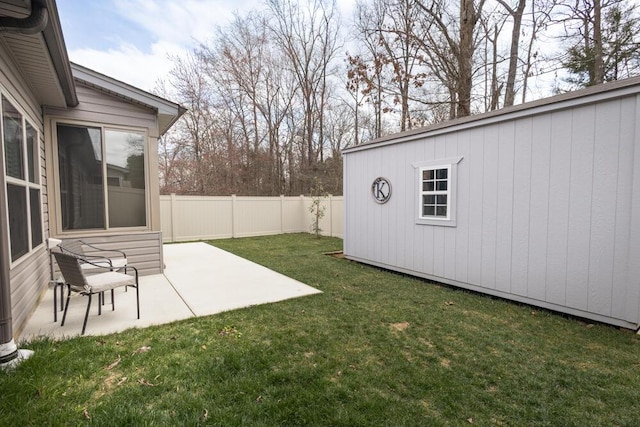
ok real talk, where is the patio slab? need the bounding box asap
[19,242,321,340]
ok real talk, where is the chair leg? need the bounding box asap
[60,286,72,326]
[111,289,115,311]
[135,270,140,319]
[136,285,140,319]
[59,284,65,311]
[98,292,102,316]
[81,293,92,335]
[53,283,58,323]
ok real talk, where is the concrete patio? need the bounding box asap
[19,242,321,341]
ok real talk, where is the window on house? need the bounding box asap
[414,157,463,227]
[2,95,43,262]
[57,124,147,231]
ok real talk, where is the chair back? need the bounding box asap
[59,240,86,256]
[53,251,89,291]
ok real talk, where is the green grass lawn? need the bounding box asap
[2,234,640,426]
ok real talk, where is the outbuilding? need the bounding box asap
[343,77,640,330]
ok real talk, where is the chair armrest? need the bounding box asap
[81,257,135,276]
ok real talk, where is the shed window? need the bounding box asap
[421,167,450,218]
[413,157,463,227]
[2,95,43,263]
[56,124,147,231]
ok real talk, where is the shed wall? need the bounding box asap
[344,93,640,328]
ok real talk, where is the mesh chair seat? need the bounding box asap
[83,271,136,293]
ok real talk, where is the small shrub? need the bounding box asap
[308,177,328,237]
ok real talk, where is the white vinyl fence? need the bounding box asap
[160,194,343,243]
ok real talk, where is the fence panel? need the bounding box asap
[160,194,343,242]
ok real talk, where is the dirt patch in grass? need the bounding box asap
[324,250,344,259]
[390,322,410,332]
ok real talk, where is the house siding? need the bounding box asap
[344,89,640,329]
[9,248,49,337]
[1,42,52,337]
[44,84,157,130]
[45,83,162,232]
[44,83,164,278]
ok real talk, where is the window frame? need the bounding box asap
[413,156,463,227]
[52,120,150,235]
[1,91,44,266]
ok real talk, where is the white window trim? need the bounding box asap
[52,120,151,235]
[1,91,45,267]
[412,156,463,227]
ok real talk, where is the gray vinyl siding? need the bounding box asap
[59,232,163,276]
[0,42,42,125]
[344,89,640,329]
[10,248,49,337]
[1,43,51,337]
[44,84,157,130]
[45,82,163,234]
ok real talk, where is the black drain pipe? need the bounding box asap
[0,0,48,35]
[0,0,48,368]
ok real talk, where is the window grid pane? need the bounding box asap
[57,124,105,230]
[7,184,28,261]
[421,167,449,218]
[3,96,24,180]
[26,122,37,183]
[105,130,147,228]
[30,188,42,248]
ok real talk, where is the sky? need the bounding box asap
[57,0,355,94]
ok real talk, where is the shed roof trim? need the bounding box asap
[343,76,640,154]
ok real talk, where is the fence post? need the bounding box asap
[231,195,237,238]
[328,194,333,237]
[170,193,177,242]
[300,195,306,233]
[280,195,285,234]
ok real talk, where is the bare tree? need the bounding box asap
[167,52,218,194]
[349,1,388,137]
[496,0,527,106]
[267,0,341,192]
[415,0,486,118]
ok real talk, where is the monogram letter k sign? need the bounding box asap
[371,177,391,204]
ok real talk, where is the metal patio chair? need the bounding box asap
[48,239,129,322]
[53,251,140,335]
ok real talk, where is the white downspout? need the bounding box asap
[0,340,33,370]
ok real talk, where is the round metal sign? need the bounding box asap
[371,177,391,204]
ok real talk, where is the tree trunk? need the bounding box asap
[457,0,475,117]
[593,0,604,84]
[500,0,526,106]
